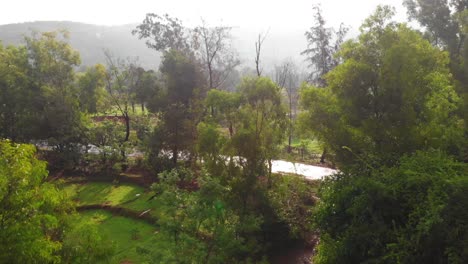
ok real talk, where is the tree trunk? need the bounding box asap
[287,94,293,153]
[124,114,130,142]
[320,148,327,163]
[173,122,178,165]
[267,159,273,188]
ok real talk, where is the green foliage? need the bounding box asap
[300,9,464,166]
[267,175,317,239]
[60,222,115,263]
[86,119,127,175]
[302,4,348,86]
[0,31,86,150]
[77,64,107,113]
[313,151,468,264]
[133,13,191,54]
[146,168,261,263]
[0,140,73,263]
[72,210,157,263]
[146,49,204,167]
[0,43,32,140]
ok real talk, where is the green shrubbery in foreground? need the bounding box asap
[314,151,468,263]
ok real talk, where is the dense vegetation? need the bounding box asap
[0,1,466,263]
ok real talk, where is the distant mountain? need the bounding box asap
[0,21,308,72]
[0,21,161,69]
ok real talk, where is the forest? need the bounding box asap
[0,1,467,263]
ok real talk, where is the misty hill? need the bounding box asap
[0,21,161,69]
[0,21,308,71]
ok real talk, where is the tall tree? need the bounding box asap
[133,69,159,112]
[404,0,468,161]
[403,0,467,88]
[77,64,107,114]
[0,43,31,141]
[133,13,191,54]
[302,5,348,86]
[134,14,239,91]
[104,52,138,143]
[193,20,240,90]
[254,31,268,77]
[147,49,204,166]
[300,5,463,166]
[25,31,85,152]
[274,59,300,153]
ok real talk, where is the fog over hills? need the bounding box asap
[0,21,161,69]
[0,21,308,72]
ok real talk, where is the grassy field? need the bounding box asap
[75,209,157,263]
[289,138,322,154]
[62,181,162,263]
[63,182,159,216]
[279,138,324,164]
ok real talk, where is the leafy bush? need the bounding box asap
[61,222,115,263]
[0,140,73,263]
[313,151,468,264]
[267,175,317,240]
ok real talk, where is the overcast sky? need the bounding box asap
[2,0,408,32]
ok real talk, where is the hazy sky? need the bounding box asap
[2,0,408,32]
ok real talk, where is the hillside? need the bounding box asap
[0,21,161,69]
[0,21,308,71]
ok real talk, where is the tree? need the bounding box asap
[77,64,107,113]
[0,140,73,263]
[133,69,159,112]
[24,31,86,159]
[145,168,250,263]
[254,32,268,77]
[236,77,287,184]
[104,52,138,143]
[403,0,468,161]
[302,5,348,86]
[134,14,239,91]
[313,151,468,264]
[301,5,348,162]
[201,77,287,200]
[300,5,463,166]
[147,49,204,167]
[0,43,32,141]
[193,20,240,90]
[133,13,191,54]
[274,59,300,153]
[403,0,467,89]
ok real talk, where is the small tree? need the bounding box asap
[0,140,73,263]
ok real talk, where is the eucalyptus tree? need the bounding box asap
[302,5,348,86]
[133,14,239,91]
[274,59,300,153]
[300,5,463,166]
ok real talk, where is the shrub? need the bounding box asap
[314,151,468,264]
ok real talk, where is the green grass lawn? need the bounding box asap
[76,209,157,263]
[278,138,323,164]
[289,138,322,154]
[63,182,159,217]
